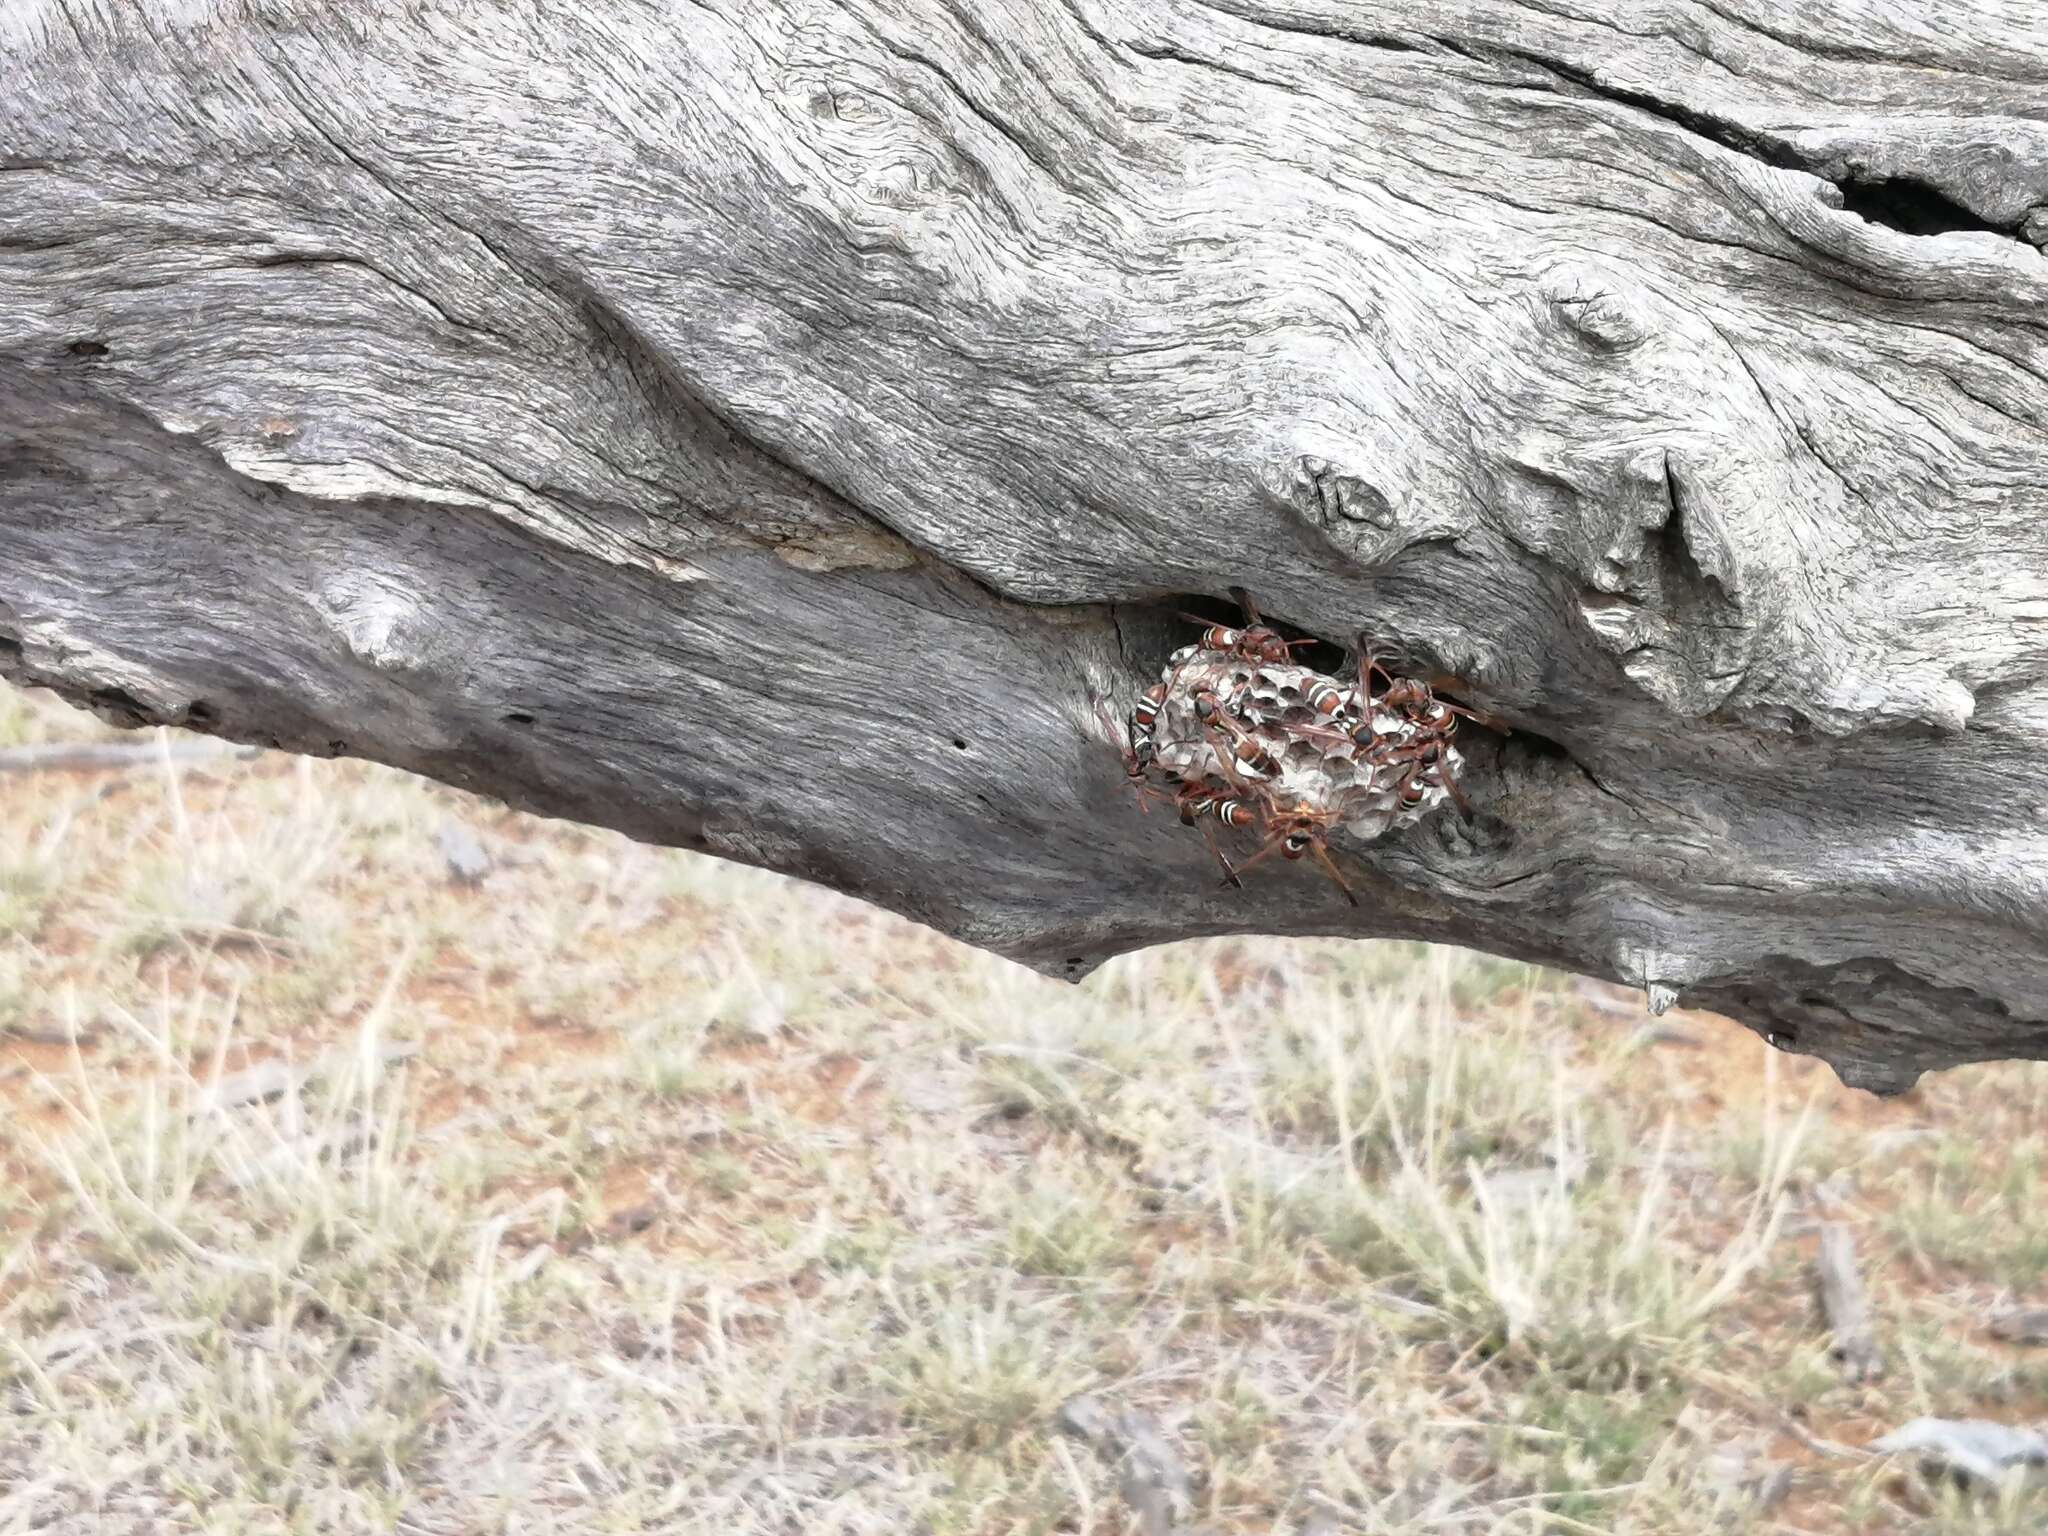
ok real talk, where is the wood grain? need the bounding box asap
[4,0,2046,1090]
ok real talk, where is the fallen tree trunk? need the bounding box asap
[4,1,2046,1093]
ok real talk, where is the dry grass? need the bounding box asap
[2,680,2046,1533]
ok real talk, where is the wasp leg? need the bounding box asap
[1198,818,1243,889]
[1225,830,1293,886]
[1309,843,1360,907]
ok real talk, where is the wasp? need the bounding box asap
[1352,638,1505,735]
[1342,717,1474,822]
[1375,737,1473,821]
[1129,681,1168,766]
[1303,677,1353,718]
[1191,690,1280,779]
[1178,783,1252,886]
[1195,714,1360,906]
[1227,799,1358,906]
[1180,588,1323,667]
[1274,648,1482,825]
[1095,692,1159,810]
[1179,791,1255,830]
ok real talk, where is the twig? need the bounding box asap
[1779,1416,1875,1462]
[1815,1222,1885,1382]
[0,1021,104,1046]
[0,739,261,774]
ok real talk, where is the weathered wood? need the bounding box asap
[3,1,2047,1090]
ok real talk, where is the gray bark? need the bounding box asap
[3,0,2046,1094]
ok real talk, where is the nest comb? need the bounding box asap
[1148,649,1462,837]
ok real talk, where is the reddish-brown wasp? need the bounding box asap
[1191,690,1280,779]
[1095,694,1157,809]
[1179,588,1322,666]
[1196,712,1360,907]
[1373,737,1473,821]
[1130,681,1168,764]
[1303,676,1352,718]
[1352,637,1506,735]
[1177,785,1255,830]
[1171,781,1252,888]
[1341,640,1497,822]
[1228,799,1359,906]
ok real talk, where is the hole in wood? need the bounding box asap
[1835,174,2007,238]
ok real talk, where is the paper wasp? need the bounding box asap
[1340,639,1494,822]
[1191,689,1280,779]
[1179,587,1321,667]
[1194,704,1359,906]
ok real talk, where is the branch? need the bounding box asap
[4,0,2046,1087]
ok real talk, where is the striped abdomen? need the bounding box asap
[1186,794,1253,828]
[1130,683,1167,764]
[1230,733,1277,777]
[1306,679,1350,716]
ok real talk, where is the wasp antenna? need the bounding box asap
[1352,641,1394,694]
[1290,722,1354,750]
[1438,697,1511,734]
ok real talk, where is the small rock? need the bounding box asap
[1989,1307,2048,1345]
[1808,1170,1857,1210]
[1055,1395,1193,1536]
[1470,1151,1587,1209]
[196,1058,302,1112]
[1701,1437,1794,1512]
[436,817,493,886]
[605,1201,660,1238]
[1631,1021,1701,1048]
[195,1041,416,1119]
[1055,1394,1115,1445]
[1573,978,1646,1019]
